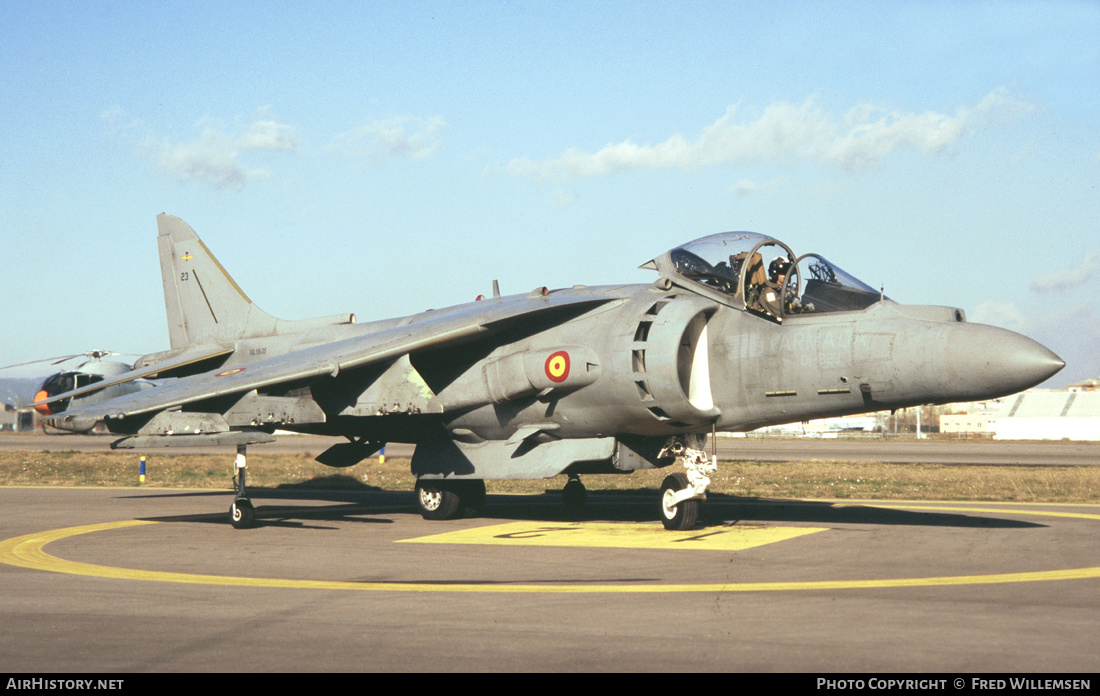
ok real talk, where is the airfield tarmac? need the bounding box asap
[2,479,1098,672]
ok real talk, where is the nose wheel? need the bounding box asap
[659,472,699,530]
[656,441,715,530]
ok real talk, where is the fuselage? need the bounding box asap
[48,228,1063,454]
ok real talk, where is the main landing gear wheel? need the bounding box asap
[415,479,485,520]
[229,498,255,529]
[562,477,587,509]
[659,472,700,531]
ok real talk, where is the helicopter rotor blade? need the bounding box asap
[0,354,85,371]
[1,350,132,372]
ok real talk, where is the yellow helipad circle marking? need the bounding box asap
[2,505,1099,593]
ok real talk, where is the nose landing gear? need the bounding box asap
[657,441,716,530]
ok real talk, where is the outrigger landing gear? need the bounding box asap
[657,441,717,531]
[229,444,256,529]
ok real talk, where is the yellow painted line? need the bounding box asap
[3,506,1100,593]
[397,521,828,551]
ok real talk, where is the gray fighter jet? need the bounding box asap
[38,215,1064,529]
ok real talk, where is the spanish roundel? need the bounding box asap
[544,351,570,383]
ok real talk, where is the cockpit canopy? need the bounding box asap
[643,232,885,320]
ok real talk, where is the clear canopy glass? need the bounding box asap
[657,232,884,317]
[795,253,883,313]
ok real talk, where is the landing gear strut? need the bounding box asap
[657,441,716,530]
[229,444,255,529]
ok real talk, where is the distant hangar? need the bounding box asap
[994,389,1100,441]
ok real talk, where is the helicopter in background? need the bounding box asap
[0,352,150,431]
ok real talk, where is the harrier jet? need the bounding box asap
[38,215,1064,529]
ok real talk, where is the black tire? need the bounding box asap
[229,498,255,529]
[562,478,587,509]
[659,473,699,531]
[415,480,462,520]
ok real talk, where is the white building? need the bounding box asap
[995,390,1100,441]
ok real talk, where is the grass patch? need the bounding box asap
[0,450,1096,503]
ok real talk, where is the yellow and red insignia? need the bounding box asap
[215,368,246,377]
[544,351,570,383]
[180,252,193,261]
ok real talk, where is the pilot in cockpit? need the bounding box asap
[746,255,787,317]
[768,256,803,314]
[768,256,790,287]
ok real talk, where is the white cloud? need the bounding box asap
[144,130,260,191]
[509,89,1029,180]
[330,116,445,162]
[238,119,297,151]
[1031,250,1100,292]
[140,116,298,191]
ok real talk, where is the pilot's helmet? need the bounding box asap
[769,256,791,280]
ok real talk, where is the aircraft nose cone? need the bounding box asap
[945,324,1064,399]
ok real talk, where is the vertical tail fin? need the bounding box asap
[158,213,279,349]
[157,214,354,350]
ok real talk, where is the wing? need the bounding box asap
[43,292,617,433]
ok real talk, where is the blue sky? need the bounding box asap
[1,1,1097,387]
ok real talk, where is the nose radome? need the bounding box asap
[944,323,1064,399]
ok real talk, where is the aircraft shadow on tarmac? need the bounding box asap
[125,483,1043,531]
